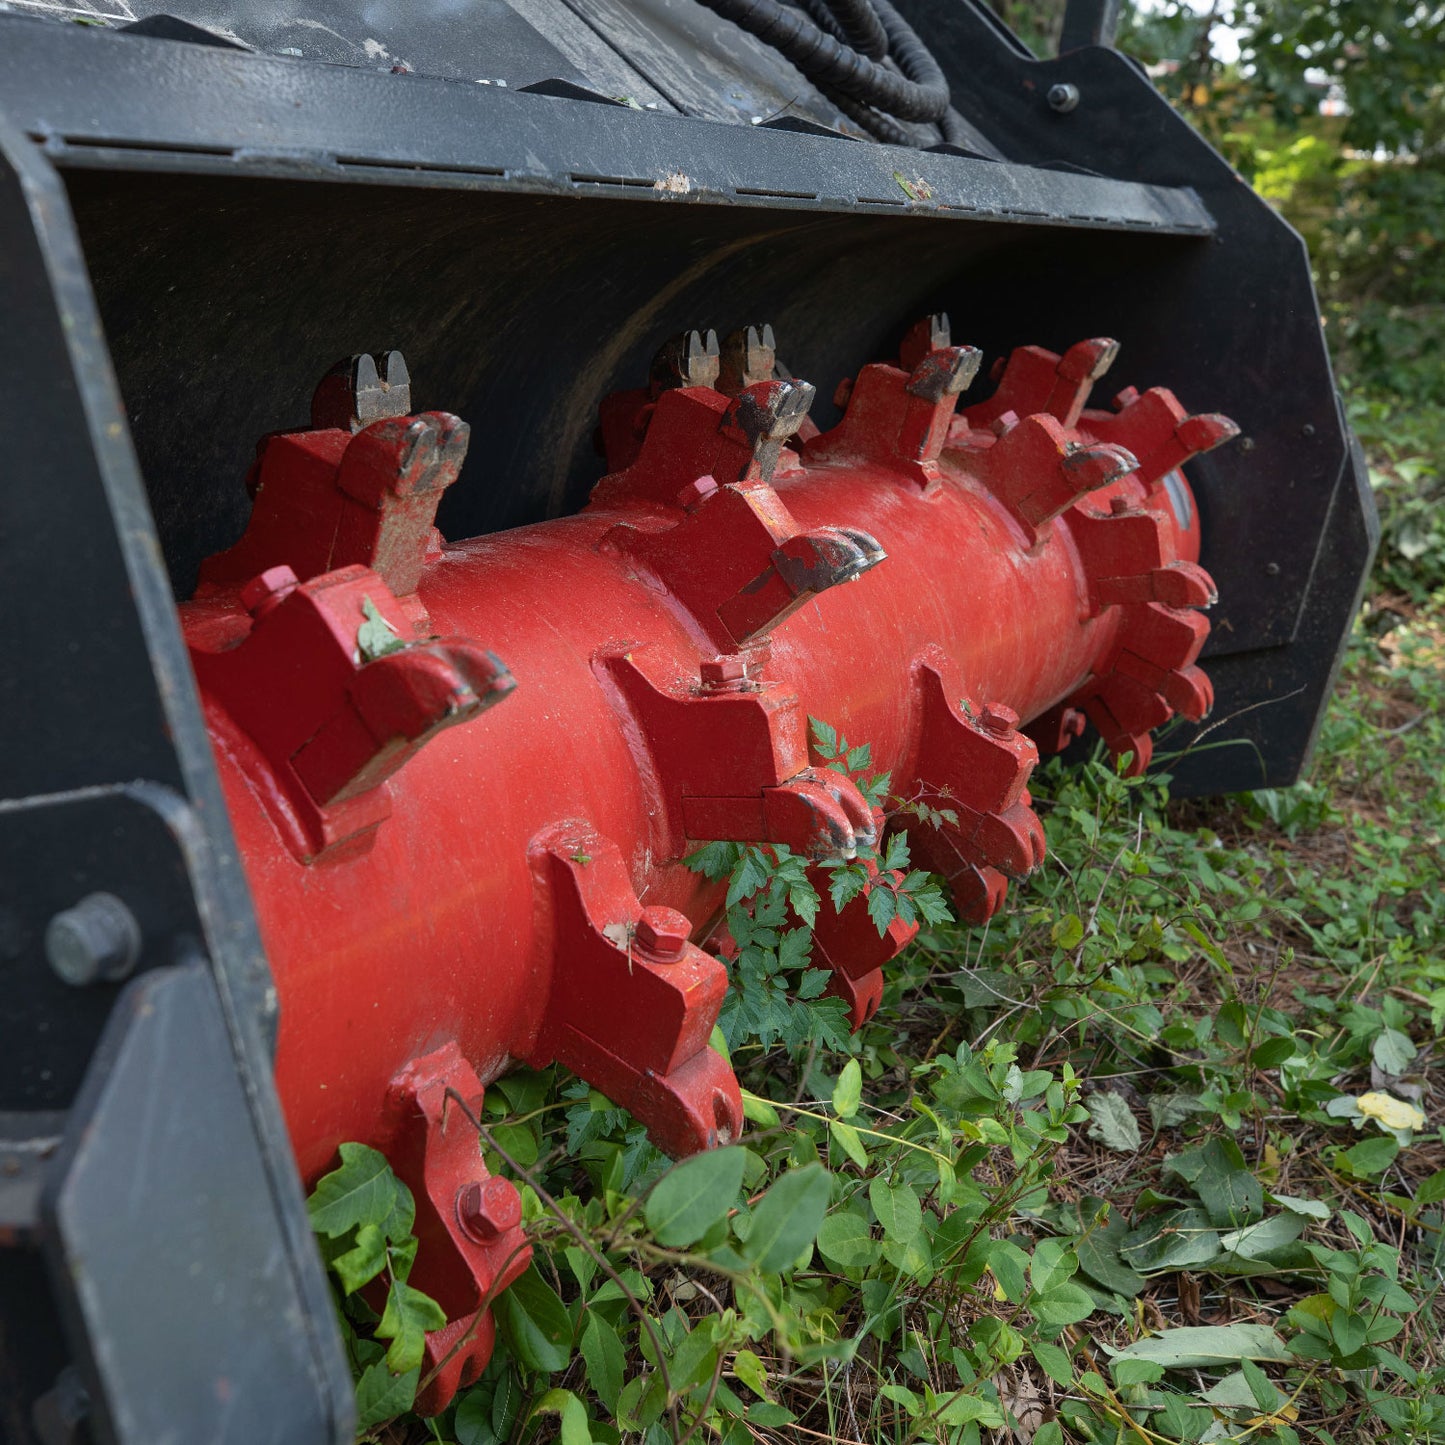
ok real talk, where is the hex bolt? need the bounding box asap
[240,565,300,619]
[634,906,691,963]
[676,475,719,512]
[700,655,747,688]
[45,892,142,988]
[455,1176,522,1244]
[1048,83,1081,113]
[980,702,1020,736]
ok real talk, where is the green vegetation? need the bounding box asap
[1111,0,1445,600]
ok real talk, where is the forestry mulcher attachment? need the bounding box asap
[0,2,1375,1440]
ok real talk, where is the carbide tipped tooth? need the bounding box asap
[899,312,953,371]
[1062,441,1138,492]
[382,350,410,397]
[312,351,414,432]
[718,323,780,395]
[1060,337,1120,383]
[906,345,982,402]
[650,329,721,397]
[1178,412,1240,455]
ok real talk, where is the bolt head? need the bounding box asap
[1048,82,1081,113]
[635,906,691,961]
[980,702,1020,736]
[700,655,747,687]
[45,892,141,987]
[456,1177,523,1243]
[676,475,719,512]
[240,565,299,617]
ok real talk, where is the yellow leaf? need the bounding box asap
[1246,1404,1300,1426]
[1355,1092,1427,1132]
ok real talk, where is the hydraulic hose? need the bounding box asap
[818,0,889,58]
[695,0,950,122]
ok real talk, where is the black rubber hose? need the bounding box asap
[820,0,889,59]
[793,0,848,43]
[870,0,951,108]
[825,85,920,144]
[694,0,950,122]
[940,107,972,146]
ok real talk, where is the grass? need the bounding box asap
[321,434,1445,1445]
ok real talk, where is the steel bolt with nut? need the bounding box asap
[1047,83,1080,113]
[45,892,142,987]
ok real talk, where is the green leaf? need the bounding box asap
[984,1239,1031,1302]
[454,1388,498,1445]
[1417,1168,1445,1206]
[778,925,813,973]
[1122,1207,1221,1271]
[1340,1134,1400,1177]
[1372,1027,1417,1076]
[495,1265,574,1373]
[376,1277,447,1373]
[866,885,897,936]
[1111,1358,1165,1387]
[1202,1369,1265,1410]
[354,1361,419,1432]
[1030,1239,1078,1294]
[869,1176,922,1244]
[1219,1213,1306,1260]
[667,1320,721,1395]
[1108,1324,1290,1369]
[1030,1340,1075,1388]
[742,1163,831,1271]
[1086,1092,1142,1152]
[1330,1310,1368,1356]
[809,716,839,758]
[1192,1138,1264,1226]
[732,1347,772,1400]
[581,1313,625,1411]
[1074,1209,1147,1298]
[684,840,741,881]
[307,1142,412,1240]
[645,1147,745,1247]
[533,1388,592,1445]
[1051,913,1085,949]
[1269,1192,1331,1220]
[880,1383,921,1415]
[832,1058,862,1118]
[357,595,406,661]
[741,1092,779,1129]
[1240,1358,1279,1411]
[817,1210,875,1269]
[746,1401,796,1427]
[1250,1036,1296,1070]
[829,1120,869,1170]
[935,1392,1005,1428]
[1031,1282,1097,1332]
[330,1222,388,1295]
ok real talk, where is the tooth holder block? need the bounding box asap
[181,337,1227,1410]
